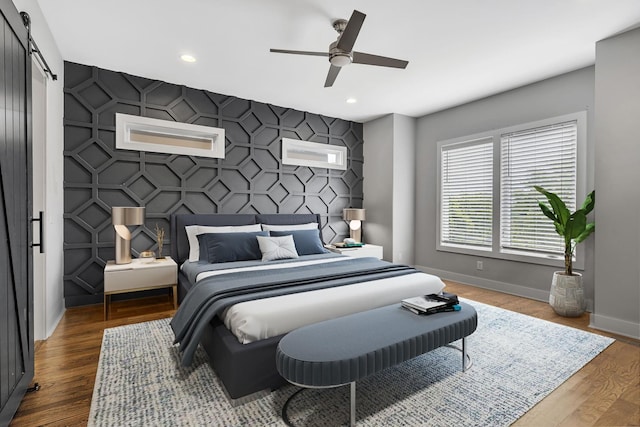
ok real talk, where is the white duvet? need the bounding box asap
[192,257,446,344]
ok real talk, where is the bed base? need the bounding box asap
[178,271,288,401]
[178,270,288,401]
[224,389,271,408]
[200,317,288,400]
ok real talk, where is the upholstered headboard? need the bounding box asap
[170,213,322,265]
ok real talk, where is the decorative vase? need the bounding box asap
[155,224,165,260]
[549,271,585,317]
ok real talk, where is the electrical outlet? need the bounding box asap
[476,261,483,270]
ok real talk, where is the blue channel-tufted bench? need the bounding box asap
[276,301,478,426]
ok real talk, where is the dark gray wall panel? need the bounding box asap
[63,61,364,307]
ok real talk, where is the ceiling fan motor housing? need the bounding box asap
[329,40,352,67]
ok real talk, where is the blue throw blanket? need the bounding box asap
[171,257,417,366]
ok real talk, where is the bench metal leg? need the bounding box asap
[350,382,356,426]
[462,336,468,371]
[445,337,473,372]
[282,384,357,426]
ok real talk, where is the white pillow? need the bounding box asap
[185,224,262,262]
[261,222,319,232]
[256,235,299,262]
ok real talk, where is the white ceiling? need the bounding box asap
[37,0,640,123]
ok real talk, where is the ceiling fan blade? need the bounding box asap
[336,10,366,52]
[270,49,329,57]
[324,65,341,87]
[352,51,409,69]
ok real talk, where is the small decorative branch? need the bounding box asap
[155,223,165,259]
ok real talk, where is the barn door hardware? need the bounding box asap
[30,211,44,253]
[19,12,58,80]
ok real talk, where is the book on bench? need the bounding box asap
[402,292,460,315]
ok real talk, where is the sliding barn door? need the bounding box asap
[0,0,33,424]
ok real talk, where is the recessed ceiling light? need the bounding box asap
[180,54,196,63]
[346,98,357,104]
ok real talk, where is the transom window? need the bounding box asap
[437,112,586,267]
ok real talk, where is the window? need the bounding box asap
[440,138,493,250]
[437,112,586,267]
[500,121,577,256]
[115,113,225,159]
[281,138,347,170]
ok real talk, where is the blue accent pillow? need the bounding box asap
[197,231,268,263]
[270,229,328,256]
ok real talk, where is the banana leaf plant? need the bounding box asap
[534,186,595,276]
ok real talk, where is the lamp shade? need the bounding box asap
[112,206,145,225]
[343,208,365,243]
[343,208,365,221]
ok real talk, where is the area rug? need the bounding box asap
[88,300,614,426]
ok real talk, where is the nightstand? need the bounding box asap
[103,256,178,320]
[326,244,383,259]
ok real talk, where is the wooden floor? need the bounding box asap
[10,282,640,427]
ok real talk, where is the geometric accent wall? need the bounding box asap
[63,61,364,307]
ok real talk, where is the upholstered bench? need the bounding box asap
[276,301,478,426]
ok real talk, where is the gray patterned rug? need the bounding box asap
[89,300,613,426]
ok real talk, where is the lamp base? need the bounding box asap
[115,236,132,264]
[349,228,362,243]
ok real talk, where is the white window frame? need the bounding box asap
[116,113,225,159]
[281,138,347,170]
[438,136,495,252]
[436,111,587,269]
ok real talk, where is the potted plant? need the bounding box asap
[534,186,595,316]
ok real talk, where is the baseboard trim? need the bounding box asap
[414,265,594,312]
[589,313,640,340]
[46,306,65,339]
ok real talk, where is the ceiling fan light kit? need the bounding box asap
[270,10,409,87]
[329,41,352,67]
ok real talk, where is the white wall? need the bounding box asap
[391,114,415,265]
[413,67,596,303]
[12,0,65,339]
[363,114,416,264]
[363,115,394,259]
[592,27,640,339]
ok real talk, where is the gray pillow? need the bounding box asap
[197,231,268,263]
[256,235,299,261]
[269,229,328,255]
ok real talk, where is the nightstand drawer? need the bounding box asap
[104,265,176,293]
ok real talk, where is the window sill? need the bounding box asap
[436,244,584,271]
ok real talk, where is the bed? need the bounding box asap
[169,213,446,402]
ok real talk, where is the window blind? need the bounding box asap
[500,121,577,255]
[441,138,493,249]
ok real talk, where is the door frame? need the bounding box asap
[32,58,46,341]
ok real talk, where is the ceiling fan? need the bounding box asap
[270,10,409,88]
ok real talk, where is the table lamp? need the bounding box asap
[343,208,365,243]
[112,206,145,264]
